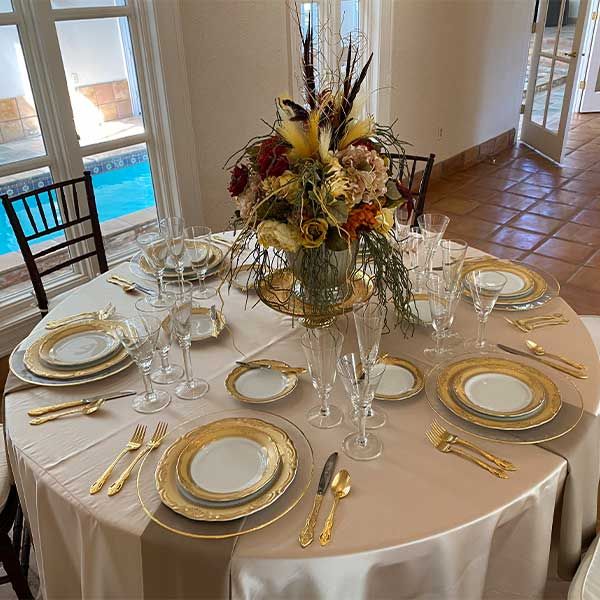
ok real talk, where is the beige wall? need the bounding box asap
[179,0,292,230]
[389,0,535,161]
[178,0,535,230]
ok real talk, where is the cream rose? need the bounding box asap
[375,207,395,235]
[299,218,328,248]
[257,220,301,252]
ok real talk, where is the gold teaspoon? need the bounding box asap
[30,399,105,425]
[319,470,351,546]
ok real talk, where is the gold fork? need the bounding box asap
[45,303,114,330]
[107,422,168,496]
[425,429,508,479]
[429,421,516,471]
[89,424,147,494]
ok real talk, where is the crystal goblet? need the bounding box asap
[301,327,344,429]
[424,273,462,360]
[136,228,169,308]
[115,316,171,414]
[166,281,210,400]
[160,216,186,284]
[184,225,216,301]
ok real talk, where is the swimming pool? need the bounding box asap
[0,161,156,256]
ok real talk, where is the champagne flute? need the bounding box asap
[166,281,209,399]
[424,273,462,359]
[353,299,387,429]
[417,212,450,275]
[301,327,344,428]
[184,225,216,301]
[464,270,507,351]
[115,316,171,413]
[135,296,183,384]
[160,216,186,284]
[137,227,169,308]
[337,354,386,460]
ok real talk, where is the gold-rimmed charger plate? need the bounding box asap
[256,268,373,322]
[375,356,424,401]
[24,321,130,380]
[462,259,547,306]
[225,360,298,404]
[450,362,545,419]
[176,420,280,504]
[38,322,120,369]
[436,357,561,430]
[156,417,298,521]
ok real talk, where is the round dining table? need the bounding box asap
[4,239,600,600]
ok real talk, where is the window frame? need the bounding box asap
[0,0,199,355]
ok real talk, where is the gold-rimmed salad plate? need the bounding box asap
[190,307,225,341]
[225,360,298,404]
[176,420,280,504]
[156,417,298,521]
[375,356,424,401]
[409,293,431,325]
[38,321,120,369]
[230,264,257,292]
[436,357,561,430]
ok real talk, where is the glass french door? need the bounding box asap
[580,5,600,112]
[521,0,592,162]
[0,0,159,302]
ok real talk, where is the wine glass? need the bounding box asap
[301,327,344,429]
[166,281,210,400]
[137,228,169,308]
[403,228,428,292]
[464,270,507,351]
[337,354,386,461]
[184,225,216,301]
[395,205,411,243]
[353,299,387,429]
[114,316,171,414]
[417,212,450,275]
[160,217,186,283]
[441,239,468,292]
[424,273,462,359]
[135,296,183,385]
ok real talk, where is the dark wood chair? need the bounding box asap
[0,486,33,599]
[2,171,108,316]
[391,153,436,222]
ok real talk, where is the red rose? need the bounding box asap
[228,164,249,196]
[257,137,289,178]
[351,139,375,151]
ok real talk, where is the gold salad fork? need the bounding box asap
[89,425,147,494]
[108,422,168,496]
[429,421,516,471]
[425,428,508,479]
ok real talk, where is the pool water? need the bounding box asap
[0,161,156,256]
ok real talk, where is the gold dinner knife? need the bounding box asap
[27,390,137,417]
[299,452,338,548]
[496,344,588,379]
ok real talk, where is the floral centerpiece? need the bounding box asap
[226,18,414,330]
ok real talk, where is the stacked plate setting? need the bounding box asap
[435,356,562,431]
[132,240,225,282]
[461,259,552,310]
[21,320,131,383]
[155,417,298,521]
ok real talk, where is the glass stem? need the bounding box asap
[141,365,157,403]
[182,343,194,384]
[358,404,368,446]
[318,388,331,417]
[476,317,487,348]
[197,270,206,294]
[435,330,442,354]
[157,270,165,300]
[159,347,171,372]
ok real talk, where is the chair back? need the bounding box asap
[390,153,436,222]
[1,171,108,315]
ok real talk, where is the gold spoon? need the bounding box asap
[30,399,105,425]
[525,340,586,372]
[319,470,351,546]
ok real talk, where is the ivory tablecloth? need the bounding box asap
[4,244,600,599]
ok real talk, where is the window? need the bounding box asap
[0,0,160,314]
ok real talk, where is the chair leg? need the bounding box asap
[12,504,23,552]
[21,526,31,578]
[0,533,32,599]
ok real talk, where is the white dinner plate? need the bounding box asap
[496,270,531,298]
[462,372,534,414]
[44,330,120,368]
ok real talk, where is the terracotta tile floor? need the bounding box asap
[428,112,600,315]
